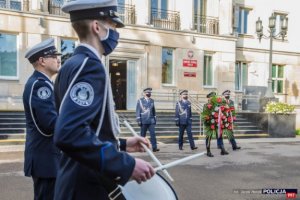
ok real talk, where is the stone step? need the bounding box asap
[0,123,26,128]
[0,118,26,122]
[0,110,267,144]
[0,128,26,134]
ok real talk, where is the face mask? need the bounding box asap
[100,28,119,56]
[225,96,230,99]
[183,96,188,100]
[146,93,151,98]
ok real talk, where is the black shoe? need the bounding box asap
[191,147,198,150]
[207,152,214,157]
[153,148,160,152]
[233,146,241,150]
[179,147,183,150]
[221,149,229,155]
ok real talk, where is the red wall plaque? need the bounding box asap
[184,72,196,77]
[183,59,197,67]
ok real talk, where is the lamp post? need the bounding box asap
[255,14,288,98]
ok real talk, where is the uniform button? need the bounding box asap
[115,176,121,181]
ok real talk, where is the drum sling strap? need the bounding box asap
[59,56,126,200]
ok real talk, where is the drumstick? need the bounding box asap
[154,152,205,172]
[123,120,174,182]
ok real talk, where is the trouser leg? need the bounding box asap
[186,125,195,148]
[140,124,147,137]
[216,132,223,149]
[178,125,185,149]
[149,124,157,150]
[32,177,56,200]
[205,135,214,157]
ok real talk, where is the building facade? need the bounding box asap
[0,0,299,111]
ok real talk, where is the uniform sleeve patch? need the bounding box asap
[37,87,51,99]
[70,82,94,107]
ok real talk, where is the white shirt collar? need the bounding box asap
[78,43,102,60]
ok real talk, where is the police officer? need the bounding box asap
[203,92,216,157]
[175,90,198,150]
[203,92,228,157]
[53,1,155,200]
[136,88,160,152]
[222,90,241,150]
[23,38,61,200]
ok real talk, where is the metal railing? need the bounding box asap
[189,94,206,136]
[49,0,67,16]
[193,14,219,35]
[150,91,179,109]
[118,4,136,25]
[150,8,180,30]
[0,0,22,11]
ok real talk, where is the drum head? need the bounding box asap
[121,173,178,200]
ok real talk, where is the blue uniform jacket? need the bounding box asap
[53,45,135,200]
[136,97,156,125]
[23,71,60,178]
[175,100,192,125]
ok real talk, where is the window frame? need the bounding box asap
[272,64,285,94]
[274,12,288,37]
[151,0,168,19]
[60,37,77,65]
[237,7,251,35]
[161,47,175,86]
[235,61,248,92]
[193,0,207,32]
[203,53,214,88]
[0,32,19,80]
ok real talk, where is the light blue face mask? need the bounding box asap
[100,28,119,56]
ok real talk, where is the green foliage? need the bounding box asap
[201,95,236,136]
[265,101,295,114]
[296,129,300,136]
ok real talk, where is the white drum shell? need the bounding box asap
[121,174,177,200]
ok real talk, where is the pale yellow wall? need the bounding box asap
[0,0,300,111]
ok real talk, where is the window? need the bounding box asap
[203,54,213,86]
[162,47,174,85]
[60,38,76,65]
[193,0,207,32]
[151,0,167,10]
[272,64,284,94]
[194,0,206,16]
[0,0,22,11]
[0,33,18,79]
[235,62,248,91]
[274,12,288,35]
[117,0,125,5]
[237,8,249,34]
[151,0,168,19]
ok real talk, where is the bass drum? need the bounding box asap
[121,173,178,200]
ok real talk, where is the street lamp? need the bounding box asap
[255,14,288,98]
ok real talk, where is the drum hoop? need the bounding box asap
[156,172,179,200]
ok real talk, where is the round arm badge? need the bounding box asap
[37,87,52,99]
[70,82,94,107]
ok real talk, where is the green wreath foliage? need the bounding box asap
[201,95,236,137]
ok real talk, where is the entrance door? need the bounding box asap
[109,60,127,110]
[126,60,137,110]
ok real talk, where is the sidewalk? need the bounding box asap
[0,136,299,153]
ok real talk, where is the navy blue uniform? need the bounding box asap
[136,97,158,150]
[23,70,60,200]
[53,45,135,200]
[175,100,196,149]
